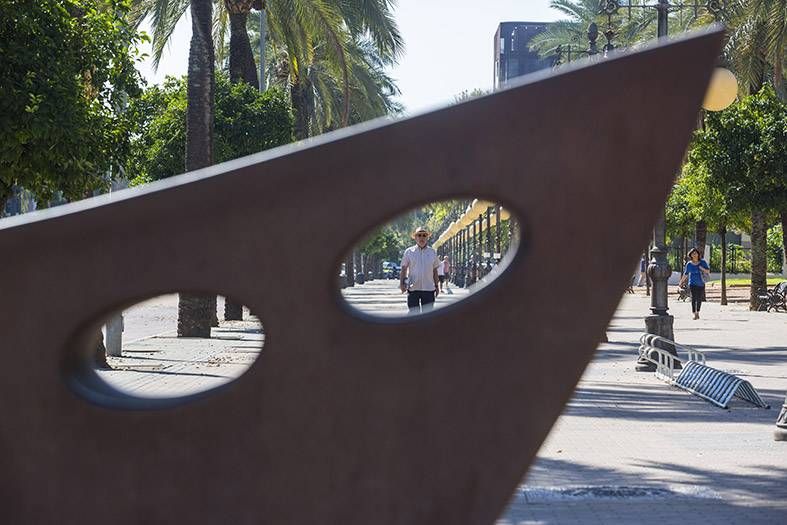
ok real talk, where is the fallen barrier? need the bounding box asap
[638,334,769,409]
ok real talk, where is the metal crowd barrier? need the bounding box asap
[639,334,769,409]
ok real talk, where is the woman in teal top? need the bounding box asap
[679,247,710,319]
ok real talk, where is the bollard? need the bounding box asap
[105,313,123,357]
[775,393,787,441]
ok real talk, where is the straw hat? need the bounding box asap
[411,226,431,239]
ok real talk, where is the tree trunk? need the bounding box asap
[0,182,11,218]
[178,293,214,338]
[211,296,219,327]
[781,210,787,275]
[346,252,355,287]
[225,299,243,321]
[227,7,258,86]
[179,0,215,338]
[291,79,310,140]
[94,330,109,369]
[695,220,707,255]
[720,225,727,306]
[750,210,767,310]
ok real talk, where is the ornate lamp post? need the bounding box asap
[578,1,728,370]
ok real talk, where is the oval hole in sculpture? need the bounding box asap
[70,293,263,409]
[339,199,521,319]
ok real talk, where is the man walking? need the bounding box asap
[400,227,440,314]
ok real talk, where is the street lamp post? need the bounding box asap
[637,0,676,370]
[586,1,726,370]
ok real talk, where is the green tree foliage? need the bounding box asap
[423,200,470,237]
[453,89,488,103]
[0,0,144,208]
[665,174,696,245]
[691,85,787,306]
[128,73,293,183]
[132,0,403,139]
[767,222,785,272]
[693,86,787,214]
[359,227,405,264]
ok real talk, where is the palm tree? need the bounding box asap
[721,0,787,308]
[178,0,216,338]
[725,0,787,96]
[224,0,259,85]
[530,0,720,62]
[529,0,656,61]
[268,36,402,139]
[132,0,402,324]
[133,0,402,130]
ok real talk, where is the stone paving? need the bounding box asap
[340,278,471,316]
[96,280,787,523]
[99,319,263,398]
[502,289,787,524]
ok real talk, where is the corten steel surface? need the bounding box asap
[0,31,722,523]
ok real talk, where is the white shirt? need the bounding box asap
[401,245,439,292]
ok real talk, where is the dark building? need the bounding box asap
[494,21,554,88]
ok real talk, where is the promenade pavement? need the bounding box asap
[98,280,787,523]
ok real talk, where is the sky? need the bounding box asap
[135,1,561,114]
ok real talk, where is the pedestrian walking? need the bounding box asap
[442,256,452,292]
[437,255,446,292]
[679,247,710,319]
[400,227,440,314]
[637,254,648,286]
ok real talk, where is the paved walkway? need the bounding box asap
[340,278,471,316]
[98,281,787,522]
[502,292,787,524]
[100,318,263,398]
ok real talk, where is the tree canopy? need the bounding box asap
[0,0,144,206]
[128,72,293,184]
[692,85,787,214]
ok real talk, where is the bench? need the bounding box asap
[756,281,787,312]
[638,334,769,409]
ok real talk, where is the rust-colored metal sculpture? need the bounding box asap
[0,30,722,523]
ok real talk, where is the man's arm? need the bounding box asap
[400,254,409,293]
[433,267,439,297]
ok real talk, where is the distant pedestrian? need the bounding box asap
[679,247,710,320]
[637,254,648,286]
[400,227,440,314]
[442,256,452,291]
[437,255,446,291]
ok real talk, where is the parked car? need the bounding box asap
[382,261,399,280]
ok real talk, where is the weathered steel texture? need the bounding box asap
[0,30,722,523]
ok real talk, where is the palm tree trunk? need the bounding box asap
[225,300,243,321]
[0,181,11,218]
[346,252,355,287]
[695,220,707,255]
[179,294,214,338]
[781,210,787,275]
[179,0,215,338]
[720,225,727,306]
[291,80,310,140]
[95,330,109,369]
[224,2,257,320]
[227,4,258,86]
[750,210,768,310]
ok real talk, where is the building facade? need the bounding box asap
[494,21,554,88]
